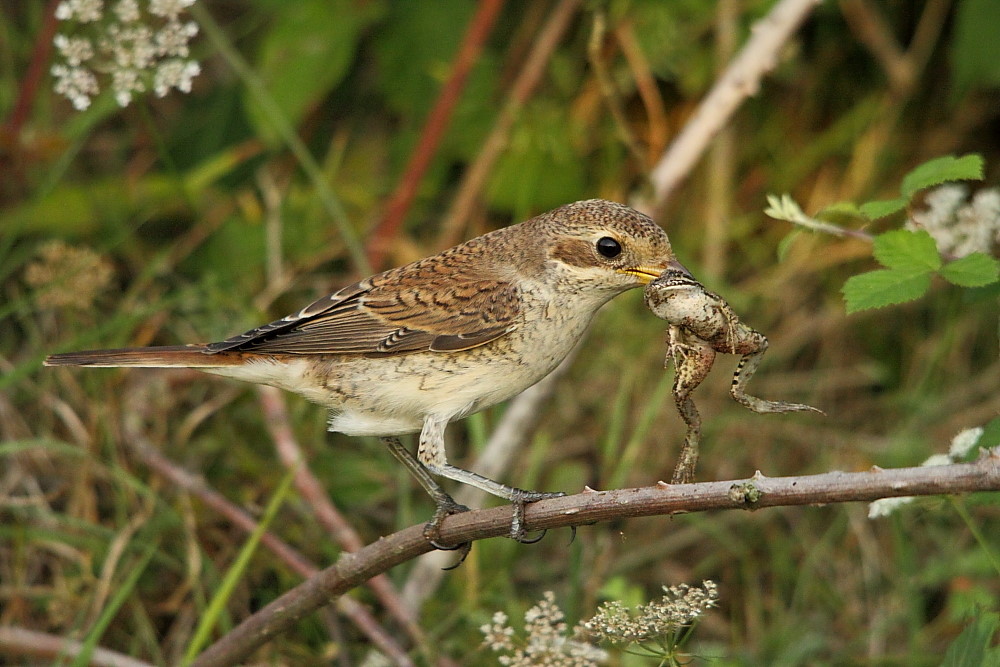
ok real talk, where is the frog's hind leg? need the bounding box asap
[731,341,823,415]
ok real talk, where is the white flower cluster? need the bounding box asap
[482,584,720,665]
[583,581,719,645]
[868,426,987,518]
[51,0,200,110]
[906,184,1000,258]
[481,591,609,666]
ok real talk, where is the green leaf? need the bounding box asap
[842,269,932,314]
[941,612,1000,667]
[859,197,907,220]
[901,154,985,197]
[872,230,942,272]
[816,201,866,226]
[246,0,384,145]
[940,253,1000,287]
[776,229,803,262]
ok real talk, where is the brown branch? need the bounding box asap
[587,10,648,172]
[365,0,506,270]
[647,0,822,210]
[0,627,154,667]
[192,450,1000,667]
[839,0,913,92]
[614,20,669,163]
[121,394,415,666]
[438,0,582,247]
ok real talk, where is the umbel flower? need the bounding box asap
[51,0,200,110]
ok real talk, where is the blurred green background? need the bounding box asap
[2,0,999,664]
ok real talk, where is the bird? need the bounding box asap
[45,199,676,550]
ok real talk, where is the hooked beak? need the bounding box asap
[617,259,692,285]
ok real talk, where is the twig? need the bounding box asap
[121,388,414,666]
[366,0,506,270]
[438,0,583,247]
[192,450,1000,667]
[587,9,648,171]
[614,20,669,163]
[647,0,822,210]
[0,627,153,667]
[764,193,874,241]
[839,0,912,92]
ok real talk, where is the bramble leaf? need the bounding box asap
[900,154,984,197]
[939,252,1000,287]
[872,230,941,272]
[842,269,931,314]
[859,197,907,220]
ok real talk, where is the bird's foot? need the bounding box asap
[424,496,472,569]
[508,489,564,543]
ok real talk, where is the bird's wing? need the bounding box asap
[205,272,521,357]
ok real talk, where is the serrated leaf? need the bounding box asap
[901,154,985,197]
[941,612,999,667]
[859,197,907,220]
[842,269,931,314]
[939,252,1000,287]
[873,230,942,271]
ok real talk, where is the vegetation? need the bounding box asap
[2,0,999,664]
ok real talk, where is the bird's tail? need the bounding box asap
[44,345,242,368]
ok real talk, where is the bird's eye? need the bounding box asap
[596,236,622,259]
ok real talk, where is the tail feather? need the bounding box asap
[44,345,242,368]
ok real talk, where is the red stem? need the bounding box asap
[365,0,506,270]
[4,0,62,143]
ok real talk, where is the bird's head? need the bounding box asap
[534,199,675,296]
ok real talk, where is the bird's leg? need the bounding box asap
[381,436,472,564]
[667,326,716,484]
[417,415,563,543]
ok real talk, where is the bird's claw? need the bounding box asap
[423,497,472,568]
[508,489,564,543]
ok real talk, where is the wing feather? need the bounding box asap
[204,266,521,357]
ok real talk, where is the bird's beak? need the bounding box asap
[617,259,690,285]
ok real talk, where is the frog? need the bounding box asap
[644,266,822,484]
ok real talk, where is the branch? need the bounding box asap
[647,0,822,209]
[121,383,415,665]
[0,627,153,667]
[257,386,427,660]
[191,450,1000,667]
